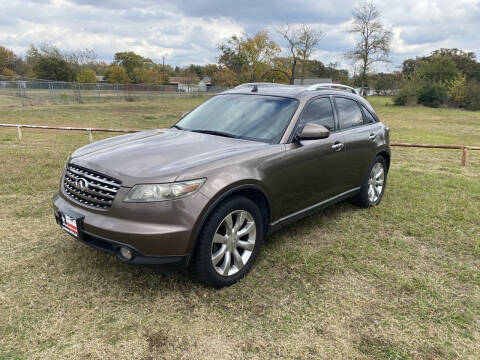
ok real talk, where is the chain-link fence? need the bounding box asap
[0,79,226,107]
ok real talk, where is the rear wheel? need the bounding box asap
[191,196,263,288]
[353,156,387,207]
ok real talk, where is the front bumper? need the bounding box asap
[52,188,210,268]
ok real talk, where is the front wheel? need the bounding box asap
[190,196,263,288]
[353,156,388,207]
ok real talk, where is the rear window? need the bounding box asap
[362,105,376,124]
[335,97,364,130]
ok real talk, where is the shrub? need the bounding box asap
[418,82,448,108]
[104,65,130,84]
[77,68,97,83]
[0,67,16,77]
[465,80,480,111]
[393,80,419,106]
[447,74,467,107]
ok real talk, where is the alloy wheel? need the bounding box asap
[211,210,256,276]
[367,162,385,203]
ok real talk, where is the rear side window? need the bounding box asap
[335,97,364,130]
[362,105,376,124]
[298,97,335,131]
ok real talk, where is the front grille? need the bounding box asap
[63,164,121,209]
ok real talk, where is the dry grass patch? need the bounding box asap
[0,97,479,359]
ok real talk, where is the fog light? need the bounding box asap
[119,246,133,261]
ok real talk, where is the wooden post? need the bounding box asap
[17,126,22,140]
[88,129,93,143]
[461,147,467,166]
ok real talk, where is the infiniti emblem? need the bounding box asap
[76,178,89,191]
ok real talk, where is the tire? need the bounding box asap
[352,155,388,208]
[190,196,264,288]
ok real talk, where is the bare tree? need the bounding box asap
[346,1,392,88]
[275,24,300,84]
[276,24,323,84]
[296,25,323,84]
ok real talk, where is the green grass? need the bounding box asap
[0,97,479,359]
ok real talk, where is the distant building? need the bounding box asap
[95,76,105,83]
[294,78,332,85]
[169,76,201,92]
[198,76,211,91]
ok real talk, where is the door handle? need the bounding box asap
[369,133,377,141]
[331,142,344,151]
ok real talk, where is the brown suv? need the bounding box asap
[53,83,390,288]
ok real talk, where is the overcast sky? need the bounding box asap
[2,0,480,71]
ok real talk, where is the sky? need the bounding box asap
[1,0,480,72]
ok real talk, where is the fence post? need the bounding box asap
[49,82,55,103]
[17,126,22,140]
[88,129,93,143]
[461,147,467,166]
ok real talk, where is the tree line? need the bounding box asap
[1,0,479,110]
[0,1,391,88]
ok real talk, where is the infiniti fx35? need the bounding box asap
[53,83,390,288]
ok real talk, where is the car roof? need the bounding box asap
[220,84,377,116]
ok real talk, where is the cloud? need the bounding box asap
[1,0,479,69]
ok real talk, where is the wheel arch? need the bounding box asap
[188,183,272,262]
[377,150,391,170]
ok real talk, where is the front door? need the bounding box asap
[272,96,351,217]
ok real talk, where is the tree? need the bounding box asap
[0,46,16,74]
[371,72,400,95]
[211,67,237,87]
[26,44,76,81]
[429,48,480,81]
[0,68,16,77]
[104,65,130,84]
[199,64,219,77]
[132,67,168,85]
[275,25,300,84]
[77,68,97,83]
[112,51,154,80]
[296,25,323,84]
[401,58,418,78]
[447,74,467,107]
[218,35,249,77]
[241,31,281,81]
[188,64,203,78]
[416,56,459,83]
[346,1,392,88]
[218,31,280,82]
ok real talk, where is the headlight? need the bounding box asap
[123,178,206,202]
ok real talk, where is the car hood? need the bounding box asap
[70,128,270,186]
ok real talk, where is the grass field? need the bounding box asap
[0,97,479,359]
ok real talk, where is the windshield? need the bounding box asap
[175,94,299,143]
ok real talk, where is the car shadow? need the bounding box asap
[61,198,360,294]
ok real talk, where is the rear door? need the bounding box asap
[333,97,382,189]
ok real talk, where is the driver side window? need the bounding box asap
[298,98,335,131]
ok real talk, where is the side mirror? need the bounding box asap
[181,111,190,119]
[297,122,330,140]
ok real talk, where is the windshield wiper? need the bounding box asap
[190,129,239,139]
[171,125,184,130]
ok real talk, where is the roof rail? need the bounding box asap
[235,82,284,89]
[306,83,359,95]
